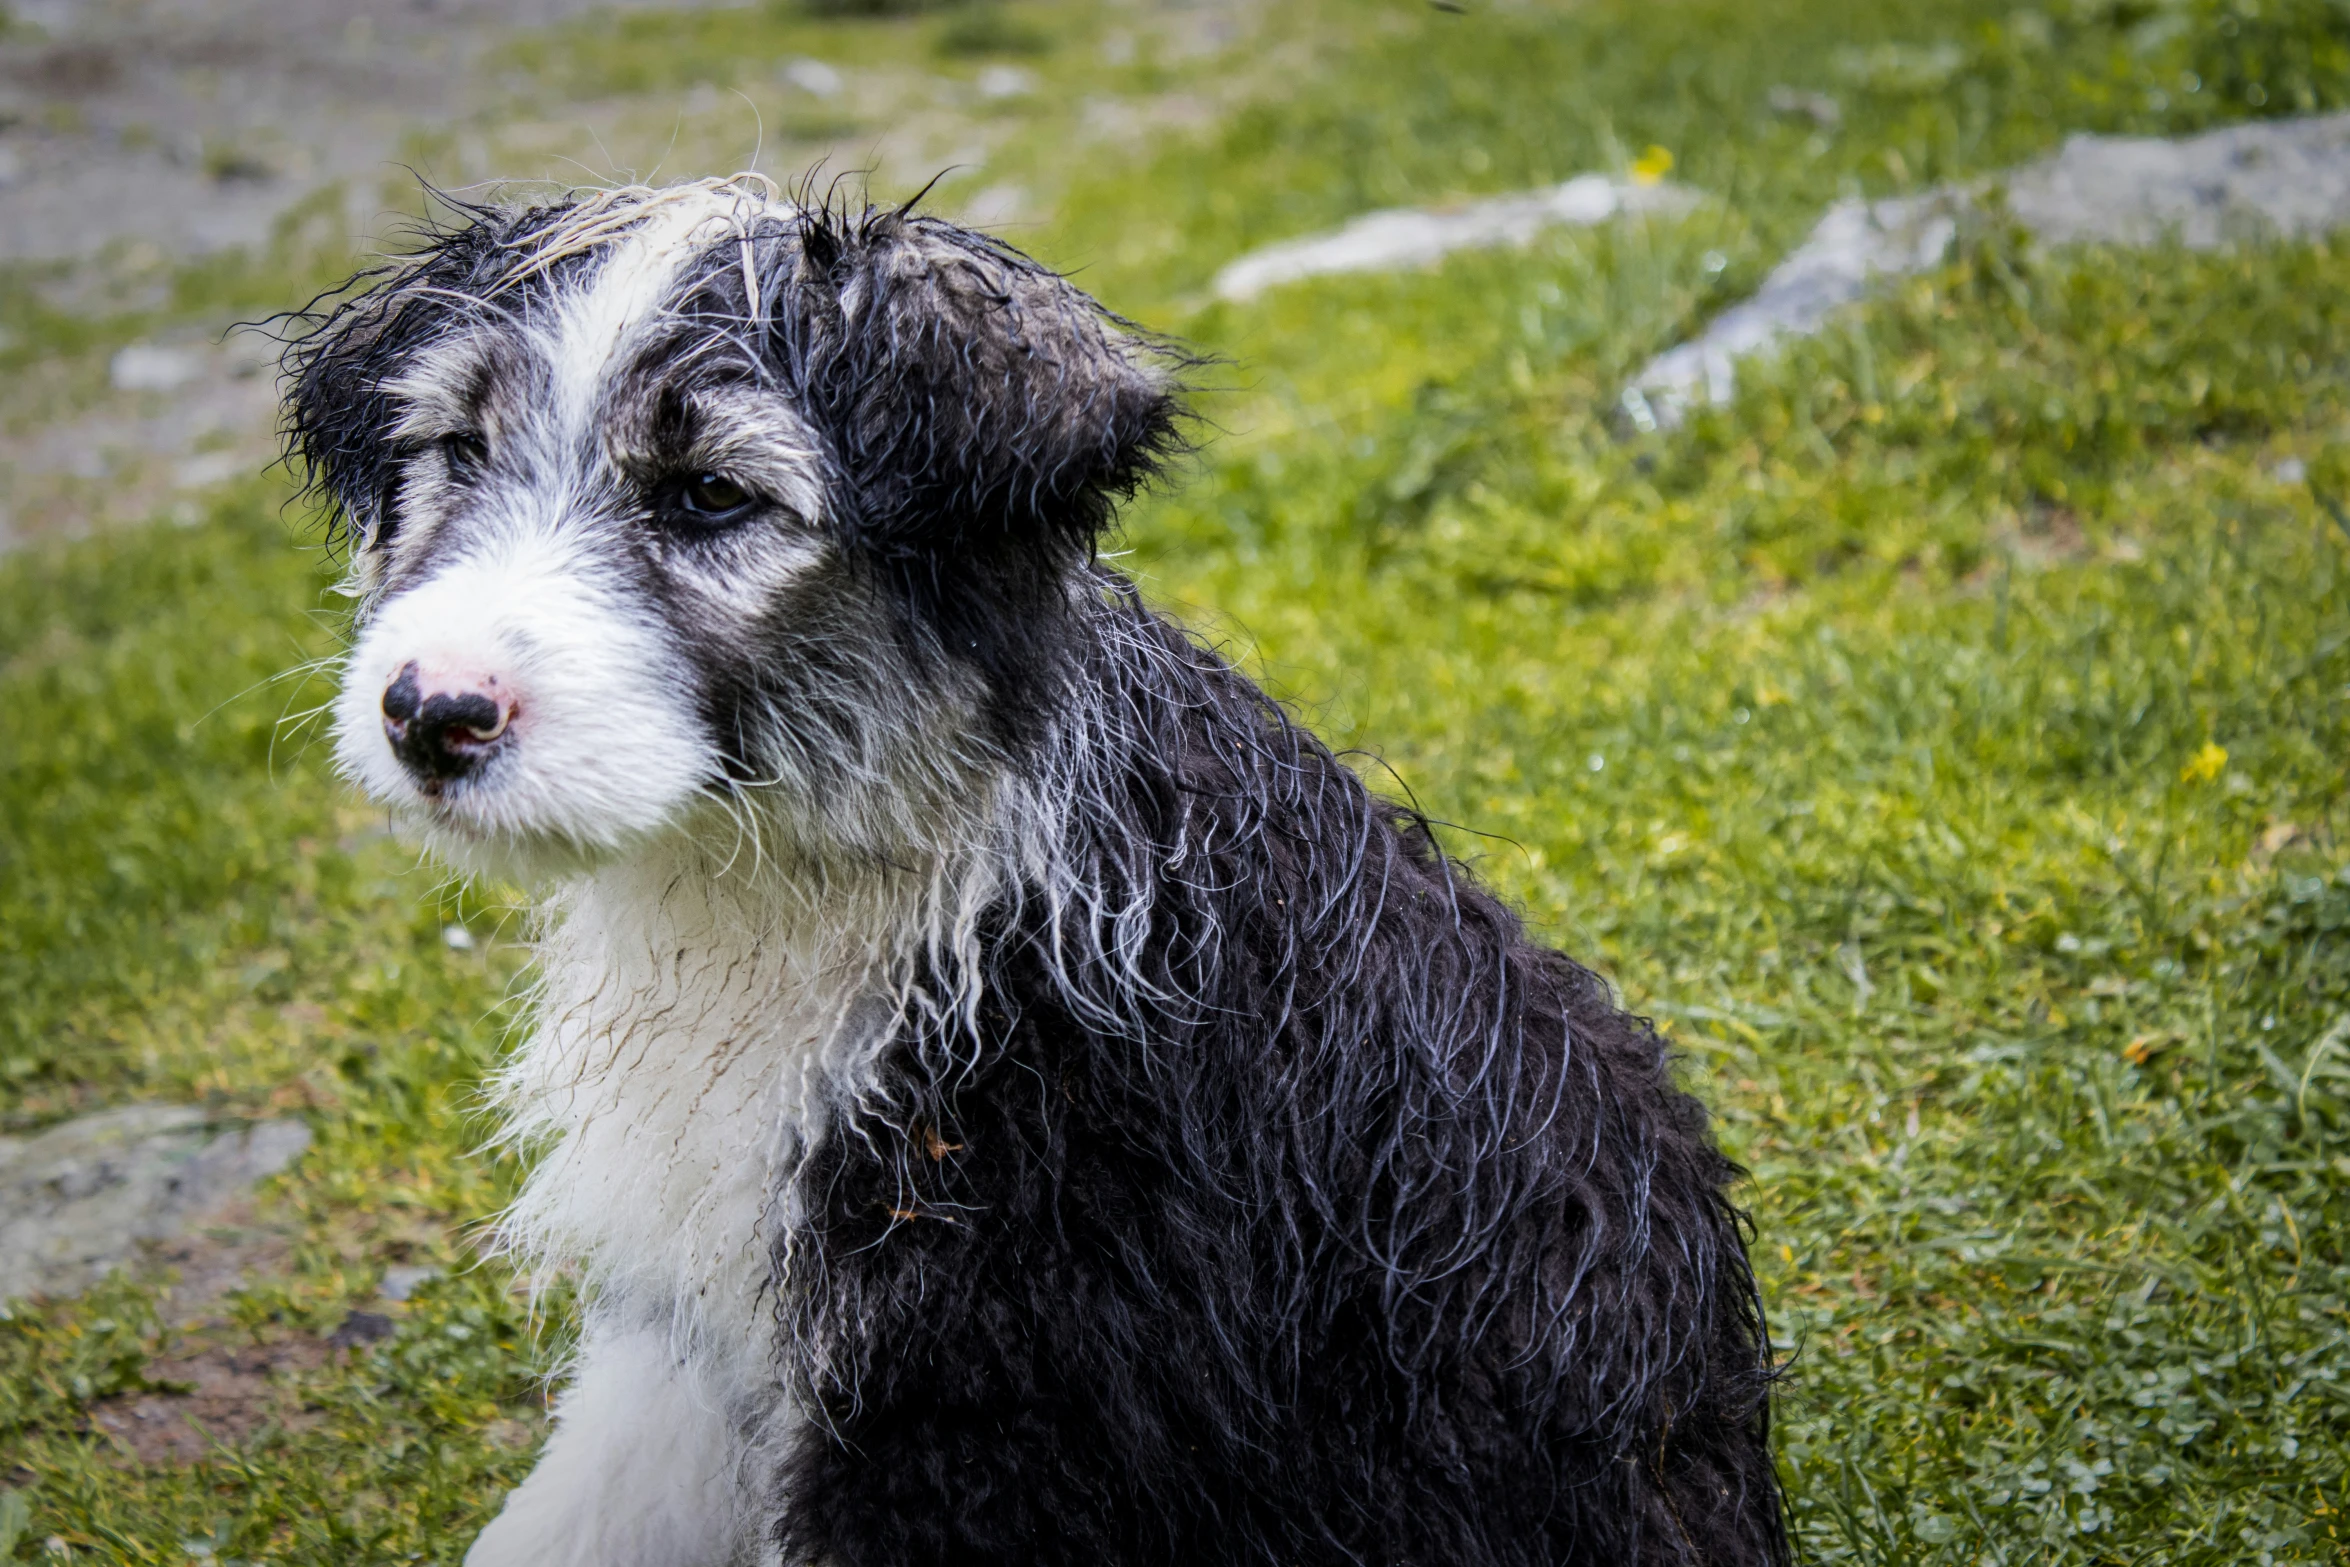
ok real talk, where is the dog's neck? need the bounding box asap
[484,816,1006,1349]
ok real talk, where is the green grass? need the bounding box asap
[5,0,2348,1561]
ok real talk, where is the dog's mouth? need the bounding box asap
[368,742,715,881]
[412,780,490,820]
[393,776,514,845]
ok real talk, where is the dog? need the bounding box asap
[282,176,1786,1567]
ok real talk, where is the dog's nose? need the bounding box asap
[381,661,515,787]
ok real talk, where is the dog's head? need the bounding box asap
[285,181,1185,880]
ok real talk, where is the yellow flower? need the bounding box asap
[2180,742,2228,784]
[1630,144,1675,186]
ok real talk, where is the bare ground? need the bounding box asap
[0,0,719,549]
[0,0,1268,550]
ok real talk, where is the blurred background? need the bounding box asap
[3,2,2348,1562]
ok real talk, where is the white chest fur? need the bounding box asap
[490,853,905,1370]
[462,844,1001,1567]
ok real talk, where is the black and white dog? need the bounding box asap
[284,178,1785,1567]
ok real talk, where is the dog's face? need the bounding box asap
[286,185,1180,880]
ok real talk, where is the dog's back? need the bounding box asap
[780,595,1783,1567]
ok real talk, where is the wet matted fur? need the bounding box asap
[281,177,1787,1567]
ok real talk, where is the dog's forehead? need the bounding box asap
[545,197,747,401]
[396,190,790,430]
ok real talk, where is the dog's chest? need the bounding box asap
[494,873,887,1336]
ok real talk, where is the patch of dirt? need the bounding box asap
[68,1199,338,1467]
[139,1199,301,1320]
[0,325,283,548]
[87,1331,332,1466]
[0,0,725,269]
[0,0,1277,550]
[2005,505,2090,570]
[73,1200,459,1468]
[0,0,731,549]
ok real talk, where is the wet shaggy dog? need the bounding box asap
[282,178,1786,1567]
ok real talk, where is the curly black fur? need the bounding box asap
[775,588,1785,1567]
[724,197,1196,738]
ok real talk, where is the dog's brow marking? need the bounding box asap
[545,188,785,444]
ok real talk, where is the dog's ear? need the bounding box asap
[279,207,542,549]
[773,208,1189,577]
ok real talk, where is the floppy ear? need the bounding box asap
[279,203,557,549]
[773,206,1190,580]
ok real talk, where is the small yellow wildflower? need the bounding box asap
[2180,742,2228,784]
[1630,144,1675,185]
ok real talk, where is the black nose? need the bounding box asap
[382,661,513,788]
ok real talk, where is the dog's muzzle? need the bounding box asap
[381,660,516,794]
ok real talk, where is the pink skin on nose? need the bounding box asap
[381,658,526,795]
[404,660,519,734]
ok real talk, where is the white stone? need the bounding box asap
[1,1106,312,1300]
[109,343,205,392]
[379,1264,442,1301]
[1628,189,1964,428]
[779,58,842,99]
[2008,112,2350,249]
[173,451,246,490]
[1631,112,2350,426]
[1766,86,1841,127]
[1211,175,1700,303]
[976,65,1036,102]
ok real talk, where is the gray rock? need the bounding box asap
[328,1309,397,1347]
[1625,189,1964,430]
[1211,175,1700,303]
[108,343,205,393]
[779,57,843,99]
[1631,112,2350,426]
[378,1264,441,1301]
[171,451,247,491]
[0,1105,311,1301]
[1766,86,1841,128]
[975,65,1036,102]
[2010,113,2350,249]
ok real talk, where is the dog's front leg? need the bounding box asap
[467,1318,758,1567]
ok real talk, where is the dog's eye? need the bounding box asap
[442,432,489,479]
[678,473,753,521]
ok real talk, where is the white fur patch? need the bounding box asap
[495,853,899,1331]
[464,1320,767,1567]
[333,516,710,882]
[471,843,994,1567]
